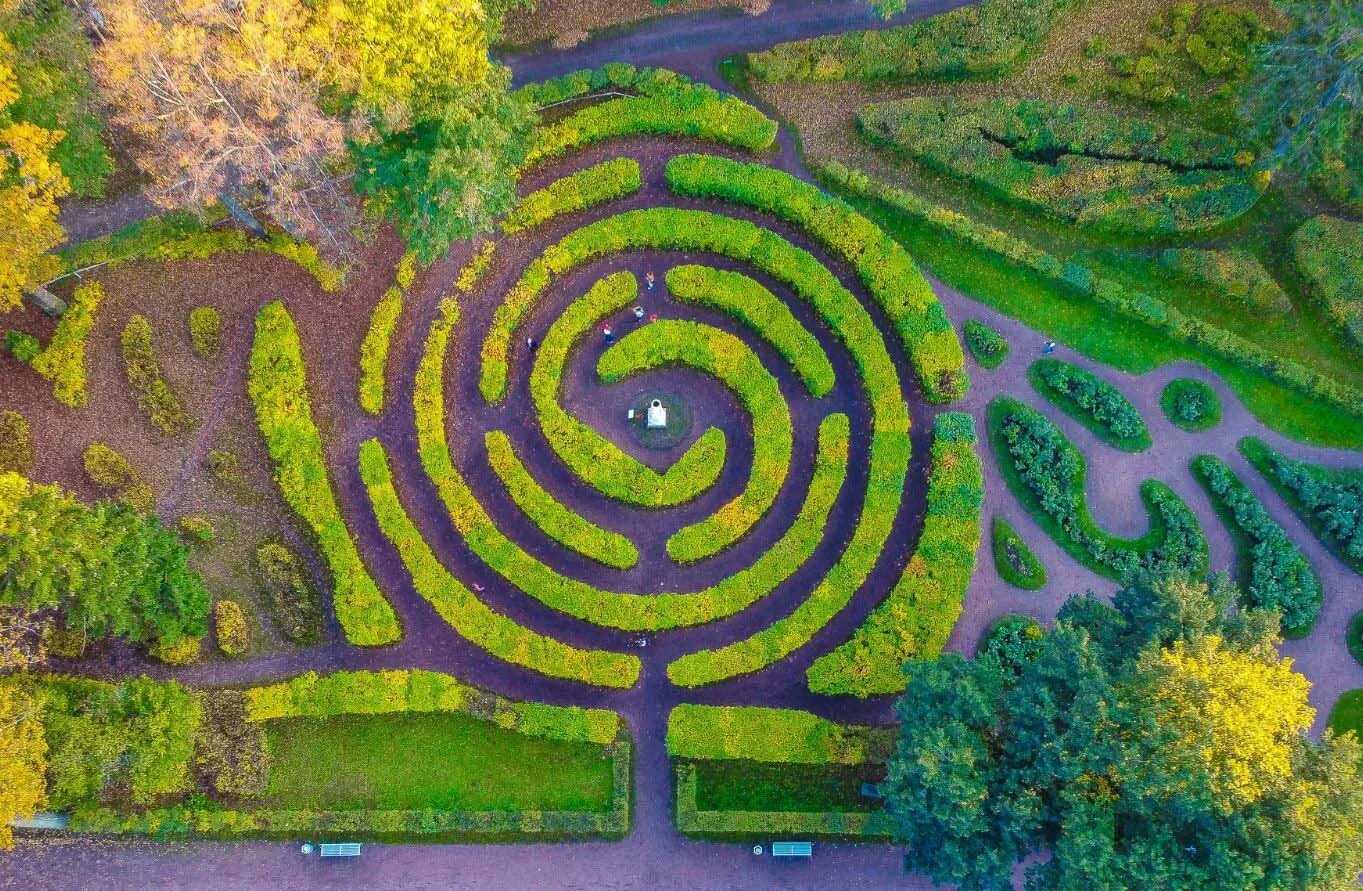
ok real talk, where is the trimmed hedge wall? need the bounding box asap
[529,272,727,508]
[1190,455,1321,638]
[856,96,1262,236]
[483,430,639,569]
[666,705,894,764]
[247,301,400,647]
[674,763,892,840]
[989,397,1207,581]
[1290,216,1363,354]
[1029,358,1151,452]
[666,264,835,397]
[816,160,1363,421]
[806,412,983,697]
[598,320,792,564]
[1161,378,1221,431]
[30,281,102,408]
[1159,249,1290,317]
[121,314,195,436]
[357,287,404,415]
[665,153,966,403]
[992,516,1046,590]
[963,319,1008,369]
[1241,438,1363,578]
[503,157,642,234]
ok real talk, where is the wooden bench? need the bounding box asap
[771,841,813,859]
[319,843,363,858]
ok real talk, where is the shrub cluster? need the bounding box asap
[1241,438,1363,576]
[188,307,222,359]
[1159,248,1290,316]
[357,287,404,416]
[253,541,324,646]
[857,96,1262,236]
[0,409,32,474]
[193,690,270,797]
[991,516,1046,590]
[989,397,1206,581]
[977,613,1045,677]
[214,599,250,656]
[665,154,966,402]
[1290,216,1363,354]
[745,0,1077,84]
[527,272,727,507]
[666,705,894,765]
[674,764,893,839]
[520,65,777,166]
[247,301,400,647]
[483,430,639,569]
[31,281,102,408]
[666,264,835,397]
[1029,358,1151,452]
[963,319,1008,369]
[806,412,983,697]
[1161,378,1221,431]
[598,320,792,563]
[5,330,40,362]
[83,442,154,510]
[121,314,196,436]
[502,157,642,234]
[817,160,1363,420]
[455,242,497,293]
[1191,455,1322,638]
[177,515,215,543]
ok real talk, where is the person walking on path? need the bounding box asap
[633,306,645,322]
[645,271,655,290]
[526,336,538,352]
[1042,341,1056,354]
[603,323,614,344]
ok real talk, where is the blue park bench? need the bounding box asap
[771,841,813,859]
[319,843,362,858]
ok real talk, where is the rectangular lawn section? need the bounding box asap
[263,712,616,814]
[692,760,883,814]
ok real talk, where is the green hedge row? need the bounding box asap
[674,763,892,839]
[1290,216,1363,354]
[745,0,1077,84]
[121,314,195,436]
[992,516,1046,591]
[856,96,1262,236]
[483,430,639,569]
[989,397,1207,581]
[666,704,894,765]
[503,157,642,234]
[664,154,966,403]
[598,319,792,564]
[1241,438,1363,578]
[816,160,1363,421]
[1029,358,1151,452]
[1161,378,1221,431]
[1159,248,1290,317]
[806,412,982,697]
[29,281,101,408]
[963,319,1008,369]
[522,66,776,167]
[244,669,621,745]
[528,272,727,507]
[357,287,404,415]
[188,306,221,359]
[360,435,639,688]
[666,264,835,397]
[1190,455,1321,638]
[246,301,400,646]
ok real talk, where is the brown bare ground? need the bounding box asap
[502,0,756,48]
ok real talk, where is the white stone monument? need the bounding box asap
[646,399,667,430]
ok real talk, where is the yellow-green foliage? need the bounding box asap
[121,314,196,436]
[247,301,400,647]
[0,409,32,474]
[244,669,621,745]
[455,242,496,293]
[357,286,404,415]
[1291,216,1363,353]
[214,599,249,656]
[261,233,345,292]
[674,762,893,839]
[502,157,642,234]
[82,442,154,510]
[666,704,894,764]
[31,281,101,407]
[188,306,221,358]
[806,412,983,697]
[1159,248,1291,316]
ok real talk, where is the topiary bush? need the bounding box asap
[214,599,250,656]
[121,314,196,436]
[1161,378,1221,431]
[1349,611,1363,668]
[188,306,222,359]
[82,442,154,510]
[977,613,1044,677]
[0,409,32,474]
[177,515,215,544]
[992,516,1046,590]
[5,330,40,363]
[963,320,1008,369]
[1029,359,1151,452]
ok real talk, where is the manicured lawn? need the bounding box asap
[264,713,616,812]
[1328,690,1363,740]
[692,760,882,814]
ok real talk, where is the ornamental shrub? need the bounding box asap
[1290,216,1363,354]
[455,242,496,293]
[0,409,32,474]
[1241,438,1363,577]
[963,319,1008,369]
[665,705,894,764]
[31,281,102,407]
[193,690,270,796]
[121,314,196,436]
[502,157,642,234]
[1158,249,1290,316]
[1161,378,1221,431]
[992,516,1046,590]
[977,613,1044,677]
[5,330,40,362]
[83,442,154,510]
[253,541,324,646]
[214,599,250,656]
[1029,359,1151,452]
[357,287,404,415]
[188,307,222,359]
[177,515,215,543]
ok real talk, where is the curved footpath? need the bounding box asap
[14,2,1363,888]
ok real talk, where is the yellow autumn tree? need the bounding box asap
[0,682,47,850]
[0,31,69,311]
[1142,634,1315,811]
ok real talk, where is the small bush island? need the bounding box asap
[31,281,102,407]
[857,96,1264,235]
[1241,438,1363,577]
[989,397,1206,580]
[358,286,404,415]
[1191,454,1322,637]
[83,442,154,510]
[1290,216,1363,353]
[188,306,222,358]
[253,541,324,646]
[0,409,32,473]
[665,705,894,765]
[502,157,642,234]
[1159,249,1290,316]
[1161,378,1221,431]
[121,314,196,436]
[1029,358,1151,452]
[963,319,1008,369]
[992,516,1046,590]
[214,599,250,656]
[247,301,400,647]
[977,613,1044,677]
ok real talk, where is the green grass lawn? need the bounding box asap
[263,713,616,813]
[1328,690,1363,740]
[692,759,882,814]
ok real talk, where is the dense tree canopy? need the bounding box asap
[0,681,45,850]
[882,575,1363,891]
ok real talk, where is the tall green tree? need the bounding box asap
[882,575,1363,891]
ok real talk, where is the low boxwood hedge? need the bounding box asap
[666,705,894,765]
[121,314,195,436]
[963,319,1008,369]
[674,763,892,840]
[30,281,102,408]
[1029,358,1151,452]
[502,157,642,234]
[991,516,1046,590]
[357,287,404,416]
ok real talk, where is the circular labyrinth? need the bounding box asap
[359,139,977,699]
